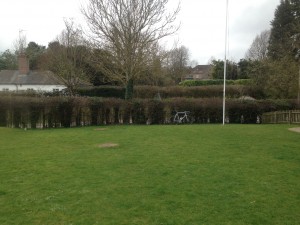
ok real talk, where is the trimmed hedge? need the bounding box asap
[76,86,125,98]
[179,79,253,87]
[0,83,260,99]
[0,96,298,128]
[134,85,264,99]
[77,85,264,99]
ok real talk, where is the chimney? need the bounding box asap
[18,53,29,74]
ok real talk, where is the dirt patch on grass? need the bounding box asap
[288,127,300,133]
[94,128,108,131]
[98,143,119,148]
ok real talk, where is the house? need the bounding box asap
[0,54,66,92]
[185,65,212,80]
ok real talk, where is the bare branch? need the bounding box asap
[44,19,90,95]
[81,0,180,87]
[245,30,271,61]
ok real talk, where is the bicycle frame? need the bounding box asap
[173,111,190,123]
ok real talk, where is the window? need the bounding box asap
[2,88,9,91]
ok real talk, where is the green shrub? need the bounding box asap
[179,79,253,87]
[134,85,264,99]
[145,99,165,124]
[227,100,259,123]
[77,86,125,98]
[57,98,73,128]
[89,97,104,126]
[179,79,232,86]
[132,100,147,124]
[233,79,253,85]
[76,84,263,99]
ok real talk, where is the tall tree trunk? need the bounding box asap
[125,79,134,100]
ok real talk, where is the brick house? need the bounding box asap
[185,65,212,80]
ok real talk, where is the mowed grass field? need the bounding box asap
[0,125,299,225]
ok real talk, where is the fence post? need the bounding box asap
[289,110,292,124]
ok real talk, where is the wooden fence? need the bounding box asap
[262,110,300,124]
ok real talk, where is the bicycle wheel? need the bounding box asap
[181,116,189,124]
[187,116,194,124]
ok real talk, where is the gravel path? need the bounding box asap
[288,127,300,133]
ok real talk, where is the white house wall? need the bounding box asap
[0,84,66,92]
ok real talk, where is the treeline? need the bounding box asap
[0,39,194,92]
[210,0,300,99]
[0,96,297,128]
[1,0,298,100]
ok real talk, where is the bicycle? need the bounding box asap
[172,111,191,124]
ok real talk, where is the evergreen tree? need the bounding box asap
[237,59,255,79]
[210,59,238,80]
[0,50,17,70]
[268,0,300,60]
[25,42,46,70]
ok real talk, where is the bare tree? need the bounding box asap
[82,0,180,99]
[138,43,171,86]
[166,45,190,84]
[45,19,89,95]
[14,30,27,54]
[245,30,271,61]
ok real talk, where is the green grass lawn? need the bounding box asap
[0,125,299,225]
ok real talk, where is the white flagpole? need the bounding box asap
[223,0,229,125]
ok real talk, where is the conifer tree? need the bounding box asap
[268,0,296,60]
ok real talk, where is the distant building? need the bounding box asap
[185,65,212,80]
[0,54,66,92]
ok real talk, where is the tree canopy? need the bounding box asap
[245,30,270,61]
[245,0,300,99]
[210,59,238,80]
[0,50,17,70]
[268,0,300,60]
[25,42,46,70]
[82,0,180,99]
[42,19,89,96]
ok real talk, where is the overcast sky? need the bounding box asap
[0,0,280,64]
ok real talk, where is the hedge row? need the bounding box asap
[0,84,262,99]
[0,96,297,128]
[76,85,264,99]
[134,85,264,99]
[179,79,253,87]
[76,86,124,98]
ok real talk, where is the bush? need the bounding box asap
[0,96,296,127]
[77,86,125,98]
[179,79,253,87]
[132,100,147,124]
[134,85,264,99]
[145,100,165,124]
[76,84,263,99]
[233,79,253,85]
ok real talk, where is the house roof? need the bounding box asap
[192,65,212,74]
[0,70,64,85]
